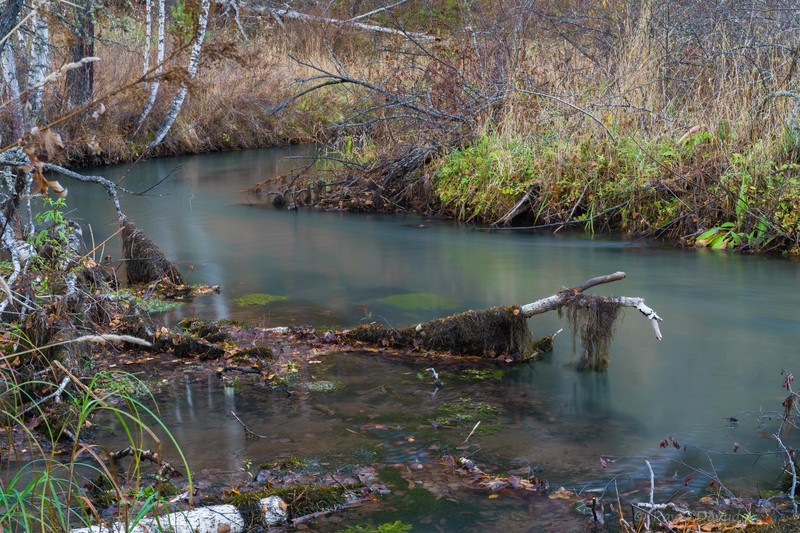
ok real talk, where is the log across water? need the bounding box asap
[342,272,662,369]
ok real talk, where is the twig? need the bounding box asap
[776,434,798,514]
[463,421,481,443]
[19,375,71,416]
[330,474,357,497]
[110,446,182,478]
[230,411,267,440]
[645,459,654,531]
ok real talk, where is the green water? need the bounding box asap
[67,146,800,527]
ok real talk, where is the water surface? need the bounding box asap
[66,147,800,506]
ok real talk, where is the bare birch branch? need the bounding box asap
[262,6,434,40]
[519,272,663,340]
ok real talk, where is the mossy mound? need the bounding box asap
[344,305,544,361]
[178,318,231,343]
[121,216,184,285]
[234,293,289,306]
[167,335,226,360]
[380,293,458,311]
[236,345,274,361]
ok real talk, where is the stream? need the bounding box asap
[66,146,800,528]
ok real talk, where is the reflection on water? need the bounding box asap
[68,147,800,498]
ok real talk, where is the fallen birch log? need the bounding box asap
[520,271,663,341]
[343,271,662,371]
[70,495,287,533]
[262,7,436,40]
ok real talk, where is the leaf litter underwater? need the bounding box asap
[90,352,627,530]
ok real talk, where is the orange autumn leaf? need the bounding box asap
[21,146,67,199]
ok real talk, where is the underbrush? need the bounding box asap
[0,365,188,531]
[431,127,800,253]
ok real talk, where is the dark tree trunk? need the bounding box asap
[0,0,23,56]
[66,0,94,108]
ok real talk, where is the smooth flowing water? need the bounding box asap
[66,147,800,523]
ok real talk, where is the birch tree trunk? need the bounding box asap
[1,43,24,138]
[136,0,165,131]
[142,0,152,78]
[148,0,210,148]
[27,3,50,128]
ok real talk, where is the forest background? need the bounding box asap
[2,0,800,252]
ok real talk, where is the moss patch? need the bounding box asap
[380,293,458,311]
[440,368,505,382]
[235,293,289,306]
[432,397,504,435]
[301,380,341,392]
[226,483,352,519]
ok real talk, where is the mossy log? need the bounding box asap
[344,305,546,361]
[344,272,663,370]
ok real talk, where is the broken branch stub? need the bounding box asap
[121,216,184,285]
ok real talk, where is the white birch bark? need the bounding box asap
[70,496,287,533]
[142,0,151,78]
[518,271,664,340]
[26,2,49,129]
[135,0,165,131]
[1,42,24,137]
[264,7,434,40]
[148,0,209,148]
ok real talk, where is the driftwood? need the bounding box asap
[344,272,661,371]
[109,446,182,479]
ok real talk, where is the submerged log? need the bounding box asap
[344,272,662,370]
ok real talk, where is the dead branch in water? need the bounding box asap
[520,271,663,341]
[344,272,661,371]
